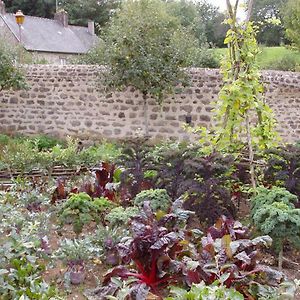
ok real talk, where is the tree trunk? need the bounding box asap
[143,92,149,137]
[246,0,255,23]
[278,243,284,271]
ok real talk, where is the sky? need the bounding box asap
[207,0,227,12]
[206,0,247,18]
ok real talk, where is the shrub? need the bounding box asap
[270,53,300,72]
[134,188,171,211]
[251,187,300,270]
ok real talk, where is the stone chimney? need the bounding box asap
[88,21,95,35]
[0,1,6,15]
[54,10,68,27]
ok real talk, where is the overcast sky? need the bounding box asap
[207,0,227,12]
[206,0,247,18]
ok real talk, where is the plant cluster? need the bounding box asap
[52,161,120,204]
[118,139,155,204]
[134,188,171,212]
[91,202,281,299]
[58,192,115,237]
[0,135,120,174]
[264,145,300,206]
[251,187,300,270]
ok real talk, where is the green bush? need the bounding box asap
[134,188,171,211]
[270,53,300,72]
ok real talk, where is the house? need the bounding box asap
[0,1,98,64]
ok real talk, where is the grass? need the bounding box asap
[213,46,300,71]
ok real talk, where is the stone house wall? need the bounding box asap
[0,65,300,143]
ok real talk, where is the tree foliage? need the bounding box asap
[251,0,287,46]
[59,0,120,31]
[0,38,26,92]
[103,0,203,104]
[283,0,300,49]
[4,0,55,18]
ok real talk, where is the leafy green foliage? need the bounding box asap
[102,0,200,104]
[166,281,244,300]
[270,53,300,71]
[212,18,278,152]
[283,0,300,49]
[0,134,121,173]
[0,38,27,92]
[4,0,55,18]
[118,139,154,203]
[0,257,58,300]
[54,238,96,267]
[251,187,300,252]
[134,188,171,212]
[251,0,287,46]
[58,192,106,236]
[105,206,138,228]
[264,145,300,204]
[59,0,120,31]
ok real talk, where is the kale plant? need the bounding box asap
[118,138,155,204]
[134,188,171,212]
[58,192,108,237]
[178,152,236,225]
[251,187,300,270]
[264,145,300,206]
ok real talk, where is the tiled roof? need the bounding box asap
[0,13,98,54]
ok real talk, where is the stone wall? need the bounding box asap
[1,65,300,142]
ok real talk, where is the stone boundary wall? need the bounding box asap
[0,65,300,142]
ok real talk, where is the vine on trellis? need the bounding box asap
[198,0,279,189]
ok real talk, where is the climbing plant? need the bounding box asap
[203,0,279,188]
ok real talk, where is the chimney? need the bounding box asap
[88,21,95,35]
[54,9,68,27]
[0,1,5,15]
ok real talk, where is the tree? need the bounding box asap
[167,0,228,48]
[196,0,228,47]
[4,0,120,30]
[4,0,55,18]
[103,0,201,135]
[0,38,26,92]
[59,0,120,31]
[167,0,207,46]
[283,0,300,50]
[250,0,287,46]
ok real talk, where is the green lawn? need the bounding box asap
[213,46,300,71]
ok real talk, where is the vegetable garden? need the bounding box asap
[0,134,299,299]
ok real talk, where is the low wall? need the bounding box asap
[0,65,300,142]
